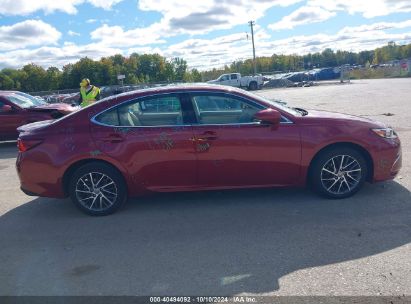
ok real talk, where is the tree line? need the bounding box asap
[1,42,410,93]
[0,54,202,93]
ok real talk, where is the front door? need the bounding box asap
[190,92,301,187]
[230,74,240,87]
[90,93,197,192]
[0,100,25,140]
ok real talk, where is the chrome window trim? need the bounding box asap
[281,116,294,124]
[91,120,269,128]
[90,90,295,128]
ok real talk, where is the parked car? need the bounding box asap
[207,73,263,90]
[16,85,401,216]
[0,91,79,141]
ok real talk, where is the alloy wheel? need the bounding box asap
[320,154,362,195]
[75,172,118,212]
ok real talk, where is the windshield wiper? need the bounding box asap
[293,107,308,116]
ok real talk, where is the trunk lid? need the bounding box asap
[17,119,55,134]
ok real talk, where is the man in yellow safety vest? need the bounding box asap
[78,78,100,108]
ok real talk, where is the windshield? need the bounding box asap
[239,90,301,116]
[5,93,46,108]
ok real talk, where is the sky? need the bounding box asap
[0,0,411,71]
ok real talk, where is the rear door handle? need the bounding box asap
[201,135,218,141]
[102,133,124,143]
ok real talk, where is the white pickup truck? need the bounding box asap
[207,73,263,90]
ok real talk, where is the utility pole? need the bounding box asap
[248,20,257,75]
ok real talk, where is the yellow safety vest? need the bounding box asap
[80,86,100,108]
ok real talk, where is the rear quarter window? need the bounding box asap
[95,109,119,126]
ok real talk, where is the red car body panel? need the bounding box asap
[0,91,78,141]
[191,123,301,187]
[15,85,402,199]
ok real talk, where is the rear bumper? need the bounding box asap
[16,152,66,198]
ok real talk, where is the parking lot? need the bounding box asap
[0,78,410,296]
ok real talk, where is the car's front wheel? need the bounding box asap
[310,147,368,199]
[68,162,127,216]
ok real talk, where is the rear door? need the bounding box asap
[190,92,301,187]
[90,93,197,192]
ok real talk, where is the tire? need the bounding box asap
[249,81,258,90]
[309,147,367,199]
[68,162,127,216]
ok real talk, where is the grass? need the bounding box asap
[350,67,411,79]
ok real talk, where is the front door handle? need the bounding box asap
[102,133,124,143]
[198,131,218,141]
[190,131,218,142]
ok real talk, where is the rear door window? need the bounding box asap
[95,95,184,127]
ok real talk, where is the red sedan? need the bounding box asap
[16,85,402,215]
[0,91,78,141]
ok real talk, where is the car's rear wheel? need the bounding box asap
[310,147,367,199]
[249,81,258,90]
[69,162,127,216]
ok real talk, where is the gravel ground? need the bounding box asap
[0,78,410,297]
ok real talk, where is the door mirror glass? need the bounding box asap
[254,109,281,126]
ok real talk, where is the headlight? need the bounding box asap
[371,127,398,139]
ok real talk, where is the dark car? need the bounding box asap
[0,91,79,141]
[16,85,402,216]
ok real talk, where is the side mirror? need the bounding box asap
[1,105,13,113]
[254,109,281,129]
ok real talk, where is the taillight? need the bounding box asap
[17,139,43,152]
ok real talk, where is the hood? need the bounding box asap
[303,109,385,127]
[30,103,79,114]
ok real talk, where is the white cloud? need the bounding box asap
[268,0,411,31]
[339,19,411,34]
[138,0,304,35]
[87,0,123,8]
[90,23,166,47]
[0,0,79,15]
[0,43,122,69]
[0,0,123,15]
[269,6,336,30]
[86,19,98,23]
[308,0,411,18]
[90,0,304,48]
[0,19,61,51]
[68,30,80,36]
[160,28,275,70]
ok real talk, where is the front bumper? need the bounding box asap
[372,139,402,182]
[20,186,40,197]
